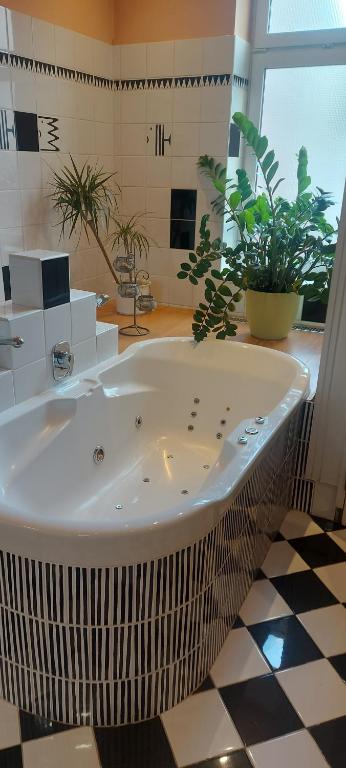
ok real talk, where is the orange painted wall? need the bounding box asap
[3,0,114,42]
[113,0,240,44]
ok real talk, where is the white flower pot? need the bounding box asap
[115,281,152,315]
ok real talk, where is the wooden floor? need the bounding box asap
[98,302,323,396]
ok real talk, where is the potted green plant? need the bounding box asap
[177,112,337,341]
[50,157,154,324]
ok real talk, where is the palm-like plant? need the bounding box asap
[110,213,151,260]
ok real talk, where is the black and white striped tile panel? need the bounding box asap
[0,48,248,91]
[0,406,299,726]
[291,399,315,513]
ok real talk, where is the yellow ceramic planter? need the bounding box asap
[246,289,300,340]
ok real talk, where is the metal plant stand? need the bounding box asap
[114,256,156,336]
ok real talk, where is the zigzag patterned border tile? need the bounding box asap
[0,48,249,91]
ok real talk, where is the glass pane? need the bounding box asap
[259,65,346,226]
[269,0,346,32]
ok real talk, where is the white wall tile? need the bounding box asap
[172,123,199,156]
[94,88,113,124]
[147,89,173,124]
[95,122,113,155]
[17,153,42,190]
[167,275,193,307]
[76,83,94,121]
[56,80,78,118]
[120,91,147,124]
[6,9,33,58]
[174,39,203,76]
[122,156,147,187]
[0,151,18,191]
[0,369,15,413]
[120,123,148,156]
[202,35,235,75]
[173,88,201,123]
[120,43,147,79]
[32,17,55,63]
[200,86,232,123]
[112,45,121,79]
[93,39,112,78]
[55,25,76,70]
[0,191,22,228]
[199,122,229,157]
[145,217,170,248]
[35,74,58,115]
[72,337,97,374]
[146,157,172,188]
[150,275,169,304]
[21,189,48,227]
[75,119,95,155]
[44,303,72,356]
[147,41,174,78]
[96,321,118,362]
[121,186,147,216]
[74,32,94,73]
[233,35,251,78]
[0,67,13,109]
[171,157,200,189]
[58,117,77,154]
[13,356,47,403]
[70,289,96,344]
[146,187,171,219]
[0,227,23,267]
[0,305,45,370]
[147,246,169,277]
[0,6,8,50]
[11,67,36,112]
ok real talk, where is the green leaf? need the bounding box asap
[189,253,197,263]
[262,149,275,175]
[189,275,198,285]
[180,262,191,271]
[205,278,216,291]
[228,190,241,210]
[177,271,188,279]
[219,284,232,296]
[266,161,279,184]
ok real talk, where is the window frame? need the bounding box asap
[244,0,346,326]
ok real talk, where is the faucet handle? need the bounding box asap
[52,341,74,382]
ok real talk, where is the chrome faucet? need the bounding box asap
[0,336,24,348]
[96,294,110,308]
[52,341,74,382]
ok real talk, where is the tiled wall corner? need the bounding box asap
[0,6,250,309]
[96,320,118,363]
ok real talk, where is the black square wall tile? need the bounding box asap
[14,111,39,151]
[187,751,252,768]
[170,189,197,220]
[94,717,176,768]
[229,123,241,157]
[329,653,346,683]
[2,265,11,300]
[170,219,196,250]
[220,674,303,746]
[19,710,75,742]
[249,616,322,671]
[271,570,338,614]
[290,534,346,568]
[310,715,346,768]
[42,255,70,309]
[0,745,23,768]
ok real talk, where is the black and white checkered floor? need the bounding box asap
[1,510,345,768]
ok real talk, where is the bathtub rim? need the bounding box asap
[0,337,309,567]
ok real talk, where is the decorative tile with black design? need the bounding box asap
[170,219,196,250]
[147,124,172,156]
[94,717,176,768]
[229,123,241,157]
[289,533,346,568]
[310,716,346,768]
[220,674,303,746]
[271,570,338,614]
[19,710,75,742]
[249,615,322,671]
[14,111,39,152]
[38,116,60,151]
[0,109,17,150]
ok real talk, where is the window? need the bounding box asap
[246,0,346,324]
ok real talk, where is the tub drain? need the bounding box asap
[181,489,189,495]
[143,477,150,483]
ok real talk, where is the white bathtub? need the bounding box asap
[0,337,309,725]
